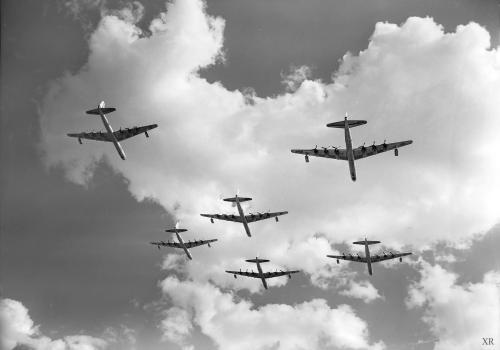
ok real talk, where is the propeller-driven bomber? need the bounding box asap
[327,238,412,275]
[200,194,288,237]
[67,101,158,160]
[291,114,413,181]
[150,223,217,260]
[226,258,300,289]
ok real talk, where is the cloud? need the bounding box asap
[40,0,500,293]
[160,276,385,350]
[0,298,108,350]
[281,65,313,92]
[159,307,193,346]
[406,260,500,350]
[103,1,145,25]
[339,280,383,303]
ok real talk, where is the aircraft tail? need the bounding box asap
[223,196,252,203]
[353,240,380,246]
[246,258,270,264]
[327,119,367,128]
[86,101,116,115]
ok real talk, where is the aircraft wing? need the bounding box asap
[353,140,412,160]
[225,270,261,279]
[245,211,288,223]
[369,252,412,263]
[261,270,300,279]
[327,254,368,263]
[291,148,348,160]
[150,241,184,249]
[200,214,243,223]
[67,131,114,142]
[113,124,158,141]
[182,239,218,249]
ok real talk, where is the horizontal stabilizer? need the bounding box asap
[223,196,252,203]
[327,120,367,128]
[353,240,381,245]
[246,258,270,264]
[165,228,188,233]
[86,107,116,115]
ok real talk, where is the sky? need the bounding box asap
[1,0,500,350]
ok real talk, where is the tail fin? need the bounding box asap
[246,258,270,264]
[353,240,380,246]
[327,119,367,128]
[223,196,252,203]
[86,101,116,115]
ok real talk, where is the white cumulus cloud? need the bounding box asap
[0,298,108,350]
[406,260,500,350]
[340,280,383,303]
[39,0,500,293]
[160,276,385,350]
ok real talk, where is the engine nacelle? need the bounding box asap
[288,274,291,279]
[234,274,237,279]
[145,131,149,138]
[336,259,339,264]
[305,155,309,163]
[394,148,399,156]
[78,138,82,144]
[399,257,403,262]
[210,218,214,224]
[208,243,211,248]
[275,217,279,222]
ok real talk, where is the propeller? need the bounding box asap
[330,145,340,154]
[313,145,319,154]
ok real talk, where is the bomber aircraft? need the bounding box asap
[67,101,158,160]
[226,258,300,289]
[326,238,412,275]
[200,194,288,237]
[291,114,412,181]
[150,223,217,260]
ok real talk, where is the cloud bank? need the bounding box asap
[0,298,107,350]
[40,1,500,274]
[38,1,500,348]
[406,261,500,350]
[160,276,385,350]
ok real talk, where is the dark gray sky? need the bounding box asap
[1,1,500,350]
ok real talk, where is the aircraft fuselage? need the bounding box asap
[98,111,126,160]
[235,199,252,237]
[343,118,357,182]
[363,239,373,275]
[256,261,268,289]
[175,231,193,260]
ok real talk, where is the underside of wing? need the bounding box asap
[151,241,183,248]
[291,148,347,160]
[327,254,368,263]
[225,270,260,278]
[183,239,217,249]
[261,270,300,279]
[370,252,412,263]
[113,124,158,141]
[200,213,242,223]
[245,211,288,223]
[353,140,413,160]
[67,131,113,142]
